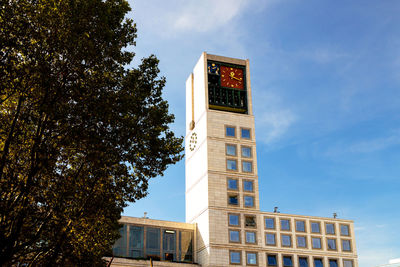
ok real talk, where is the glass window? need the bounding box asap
[241,128,250,139]
[245,216,256,227]
[267,255,277,266]
[266,233,276,245]
[242,161,252,172]
[230,251,241,264]
[246,232,256,243]
[296,221,305,232]
[341,224,350,236]
[281,219,290,230]
[243,180,253,192]
[227,179,238,190]
[146,227,161,259]
[265,217,275,229]
[343,260,354,267]
[314,259,323,267]
[281,234,291,247]
[226,126,235,137]
[226,144,237,156]
[311,222,320,233]
[342,239,351,251]
[163,230,176,261]
[247,252,257,265]
[228,195,239,205]
[283,256,293,267]
[329,259,338,267]
[227,159,237,171]
[229,214,240,226]
[112,225,127,257]
[312,237,322,249]
[326,223,335,234]
[244,196,254,207]
[129,226,144,258]
[179,231,193,262]
[297,236,307,248]
[241,146,252,158]
[229,230,240,243]
[299,257,309,267]
[327,238,337,250]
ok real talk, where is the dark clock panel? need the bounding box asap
[207,61,248,114]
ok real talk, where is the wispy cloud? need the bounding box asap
[253,90,296,144]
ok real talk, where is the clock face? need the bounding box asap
[220,66,244,90]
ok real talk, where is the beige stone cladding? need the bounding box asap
[105,257,199,267]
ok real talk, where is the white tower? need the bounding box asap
[185,53,260,266]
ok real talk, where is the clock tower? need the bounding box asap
[185,53,259,266]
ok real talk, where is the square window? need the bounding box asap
[327,238,337,250]
[340,224,350,236]
[281,234,292,247]
[266,233,276,245]
[245,232,256,244]
[229,214,240,226]
[296,220,305,232]
[230,251,241,264]
[241,146,252,158]
[245,215,256,227]
[314,259,323,267]
[299,257,309,267]
[267,255,277,266]
[229,230,240,243]
[242,161,253,173]
[246,252,257,265]
[241,128,251,139]
[243,180,254,192]
[326,223,335,235]
[342,239,351,251]
[244,196,254,207]
[227,178,238,190]
[283,256,293,267]
[311,222,320,233]
[226,126,236,137]
[329,259,338,267]
[280,219,291,230]
[343,260,354,267]
[227,159,237,171]
[228,195,239,205]
[312,237,322,249]
[297,236,307,248]
[226,144,237,156]
[265,217,275,229]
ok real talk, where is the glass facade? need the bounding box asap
[112,224,193,263]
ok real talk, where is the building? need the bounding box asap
[106,53,358,267]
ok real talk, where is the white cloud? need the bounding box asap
[254,90,296,144]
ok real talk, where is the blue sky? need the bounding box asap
[122,1,400,266]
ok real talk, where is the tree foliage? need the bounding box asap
[0,0,183,265]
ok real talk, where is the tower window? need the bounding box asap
[329,259,338,267]
[227,159,237,171]
[243,180,254,192]
[241,128,251,139]
[228,195,239,206]
[265,233,276,245]
[326,223,335,235]
[296,220,305,232]
[246,252,257,265]
[227,178,238,190]
[297,236,307,248]
[245,231,256,244]
[230,251,241,264]
[342,239,351,251]
[281,234,292,247]
[327,238,337,250]
[311,222,321,233]
[226,144,237,156]
[228,214,240,226]
[241,146,252,158]
[343,260,354,267]
[283,255,293,267]
[265,217,275,229]
[242,161,252,173]
[280,219,291,231]
[299,257,309,267]
[340,224,350,236]
[245,215,256,227]
[244,196,254,208]
[314,258,323,267]
[312,237,322,249]
[229,230,240,243]
[226,126,236,137]
[267,254,277,266]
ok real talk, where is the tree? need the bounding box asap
[0,0,183,265]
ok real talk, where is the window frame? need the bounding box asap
[243,195,255,208]
[298,256,309,267]
[328,258,339,267]
[228,213,241,227]
[241,127,251,139]
[326,238,337,251]
[245,231,257,244]
[243,179,254,193]
[246,251,258,266]
[282,255,294,267]
[266,254,278,266]
[342,259,354,267]
[265,232,276,246]
[227,177,239,191]
[325,222,336,235]
[296,235,307,248]
[241,145,252,158]
[226,159,238,171]
[227,193,239,206]
[311,236,322,250]
[264,217,275,230]
[229,229,241,243]
[225,125,236,138]
[226,143,237,157]
[341,239,352,252]
[281,234,292,248]
[295,220,306,232]
[340,224,350,236]
[229,250,242,265]
[244,215,257,228]
[280,218,291,231]
[313,258,324,267]
[310,221,321,234]
[242,160,253,173]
